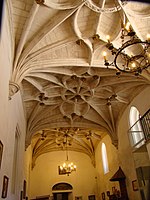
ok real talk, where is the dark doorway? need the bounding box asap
[54,192,68,200]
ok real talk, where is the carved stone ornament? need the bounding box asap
[9,82,20,99]
[35,0,45,4]
[84,0,121,13]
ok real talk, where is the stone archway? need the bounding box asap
[52,182,73,200]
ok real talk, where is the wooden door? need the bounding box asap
[54,192,68,200]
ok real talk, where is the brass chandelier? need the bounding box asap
[59,133,76,176]
[59,149,76,176]
[103,22,150,76]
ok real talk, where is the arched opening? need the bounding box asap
[52,182,73,200]
[129,106,144,148]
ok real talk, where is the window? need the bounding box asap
[101,143,109,174]
[129,106,144,148]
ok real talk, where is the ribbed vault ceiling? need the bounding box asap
[8,0,150,166]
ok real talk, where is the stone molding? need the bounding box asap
[9,82,20,99]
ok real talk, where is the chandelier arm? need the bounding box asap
[113,40,150,73]
[102,1,150,75]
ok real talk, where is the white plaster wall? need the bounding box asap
[6,92,26,200]
[118,86,150,200]
[0,1,26,200]
[29,151,97,200]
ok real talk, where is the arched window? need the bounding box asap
[129,106,144,148]
[101,143,109,174]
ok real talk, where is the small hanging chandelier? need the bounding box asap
[59,133,76,176]
[59,150,76,176]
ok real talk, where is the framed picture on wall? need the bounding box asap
[0,140,3,169]
[23,180,27,198]
[1,175,9,198]
[101,192,105,200]
[132,180,138,191]
[106,191,110,197]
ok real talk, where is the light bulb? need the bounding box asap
[131,63,136,68]
[60,166,63,170]
[147,34,150,41]
[106,35,110,42]
[125,22,130,31]
[63,163,66,167]
[103,51,107,56]
[103,51,107,61]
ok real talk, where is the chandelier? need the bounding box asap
[59,151,76,176]
[59,133,76,176]
[102,22,150,76]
